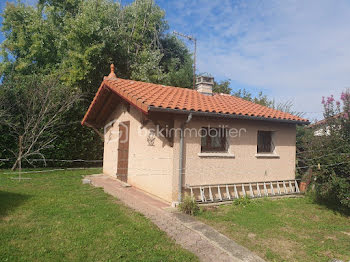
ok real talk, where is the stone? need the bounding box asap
[82,178,91,184]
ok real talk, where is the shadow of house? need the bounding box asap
[0,191,31,219]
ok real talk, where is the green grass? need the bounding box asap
[0,169,197,262]
[198,197,350,262]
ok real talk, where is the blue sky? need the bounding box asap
[2,0,350,121]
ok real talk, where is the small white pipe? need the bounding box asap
[178,113,193,203]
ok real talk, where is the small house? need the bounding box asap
[82,65,309,205]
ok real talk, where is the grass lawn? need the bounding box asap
[0,168,197,262]
[198,197,350,262]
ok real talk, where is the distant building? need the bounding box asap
[309,113,344,136]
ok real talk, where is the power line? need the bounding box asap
[296,160,350,170]
[296,144,346,155]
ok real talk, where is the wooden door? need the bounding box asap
[117,121,130,182]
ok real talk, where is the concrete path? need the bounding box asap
[85,174,265,262]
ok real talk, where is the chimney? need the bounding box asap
[196,76,214,95]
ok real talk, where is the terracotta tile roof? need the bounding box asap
[82,77,309,126]
[308,112,343,128]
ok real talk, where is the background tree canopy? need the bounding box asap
[1,0,194,91]
[0,0,194,168]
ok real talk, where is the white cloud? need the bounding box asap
[160,0,350,120]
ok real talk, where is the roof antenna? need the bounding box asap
[173,31,197,90]
[107,63,117,79]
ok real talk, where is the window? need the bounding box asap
[201,127,227,152]
[257,131,274,153]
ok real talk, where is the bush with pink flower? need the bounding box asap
[298,90,350,210]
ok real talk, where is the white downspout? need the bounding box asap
[178,113,193,203]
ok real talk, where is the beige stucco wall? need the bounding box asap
[103,105,296,203]
[103,104,174,202]
[171,116,297,201]
[182,117,296,185]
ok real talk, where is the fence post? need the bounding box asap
[18,136,23,181]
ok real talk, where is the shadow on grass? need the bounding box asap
[317,200,350,217]
[306,193,350,217]
[0,191,31,219]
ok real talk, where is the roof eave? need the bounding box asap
[82,80,150,128]
[148,106,310,125]
[81,81,108,127]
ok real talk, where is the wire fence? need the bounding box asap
[1,154,350,178]
[3,144,348,176]
[1,167,102,175]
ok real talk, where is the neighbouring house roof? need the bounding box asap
[308,112,344,128]
[82,75,309,128]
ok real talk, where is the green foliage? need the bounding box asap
[213,79,232,94]
[232,196,252,207]
[298,132,350,209]
[130,49,165,82]
[1,0,193,91]
[209,78,276,108]
[178,195,199,216]
[160,35,193,89]
[0,0,193,168]
[232,89,273,107]
[315,172,350,208]
[297,91,350,209]
[232,88,303,116]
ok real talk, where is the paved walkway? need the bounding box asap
[85,174,265,262]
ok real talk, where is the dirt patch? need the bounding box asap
[248,233,256,239]
[262,238,303,260]
[203,206,218,212]
[341,231,350,236]
[325,235,338,241]
[1,216,11,222]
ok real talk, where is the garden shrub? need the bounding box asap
[178,195,199,215]
[314,170,350,208]
[298,91,350,209]
[233,196,251,207]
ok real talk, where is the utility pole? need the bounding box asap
[173,31,197,89]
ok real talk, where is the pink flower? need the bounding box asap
[336,101,341,106]
[341,91,350,101]
[341,92,346,101]
[327,96,334,104]
[321,96,325,104]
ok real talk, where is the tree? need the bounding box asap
[0,0,193,167]
[211,80,276,108]
[232,88,273,107]
[0,74,81,170]
[1,0,193,93]
[160,35,193,89]
[208,76,302,115]
[213,80,232,94]
[232,88,303,116]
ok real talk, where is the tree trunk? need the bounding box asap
[11,136,23,171]
[11,158,19,171]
